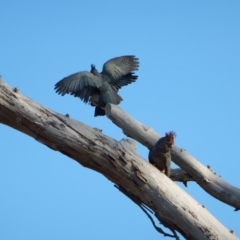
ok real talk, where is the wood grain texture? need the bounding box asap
[0,77,238,240]
[106,103,240,209]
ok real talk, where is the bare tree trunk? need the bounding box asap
[0,78,239,240]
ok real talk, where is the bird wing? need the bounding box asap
[111,73,138,91]
[102,56,139,85]
[54,71,101,103]
[98,82,123,107]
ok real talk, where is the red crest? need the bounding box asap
[165,131,176,147]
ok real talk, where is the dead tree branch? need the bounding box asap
[106,103,240,209]
[0,77,238,240]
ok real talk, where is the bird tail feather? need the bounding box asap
[94,107,105,117]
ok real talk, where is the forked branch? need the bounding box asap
[106,103,240,210]
[0,77,238,240]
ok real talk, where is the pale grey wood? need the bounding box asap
[170,168,193,184]
[0,78,238,240]
[106,103,240,210]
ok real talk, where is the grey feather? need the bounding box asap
[54,55,139,116]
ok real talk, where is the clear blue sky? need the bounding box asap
[1,1,240,239]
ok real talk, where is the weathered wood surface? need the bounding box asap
[106,103,240,210]
[0,78,239,240]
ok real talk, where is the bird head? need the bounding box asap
[165,131,176,147]
[90,64,101,77]
[91,64,96,71]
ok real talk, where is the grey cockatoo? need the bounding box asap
[148,132,176,177]
[54,55,139,116]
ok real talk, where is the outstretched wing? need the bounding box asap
[102,55,139,84]
[111,72,138,91]
[54,71,101,103]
